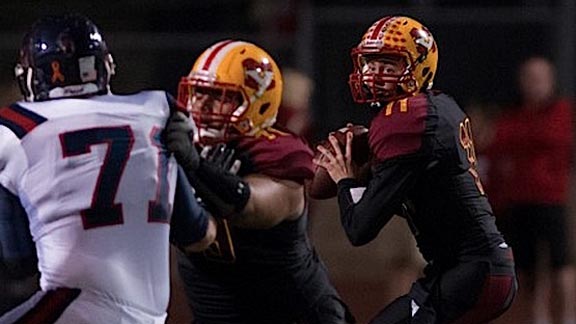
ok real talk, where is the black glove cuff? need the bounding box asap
[177,142,200,171]
[187,160,251,219]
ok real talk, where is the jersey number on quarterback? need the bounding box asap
[459,118,485,195]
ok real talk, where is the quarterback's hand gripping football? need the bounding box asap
[313,131,356,183]
[165,111,200,171]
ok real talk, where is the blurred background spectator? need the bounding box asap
[0,1,575,323]
[483,56,576,324]
[276,67,315,142]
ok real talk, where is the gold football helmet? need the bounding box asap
[178,40,283,143]
[349,16,438,104]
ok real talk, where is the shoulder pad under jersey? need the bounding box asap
[235,128,314,184]
[369,94,429,161]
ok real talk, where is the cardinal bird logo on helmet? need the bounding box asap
[410,27,437,62]
[242,58,276,98]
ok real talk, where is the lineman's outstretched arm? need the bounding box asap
[234,174,305,229]
[0,185,38,279]
[170,167,216,253]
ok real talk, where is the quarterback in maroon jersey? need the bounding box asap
[314,16,517,324]
[165,40,354,324]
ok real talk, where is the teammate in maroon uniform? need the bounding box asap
[165,40,354,323]
[314,16,517,323]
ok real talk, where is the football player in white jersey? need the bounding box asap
[0,14,216,324]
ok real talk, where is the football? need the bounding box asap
[308,124,372,200]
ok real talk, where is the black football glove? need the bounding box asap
[187,144,250,220]
[164,111,200,171]
[201,143,242,175]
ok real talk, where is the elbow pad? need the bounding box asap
[186,159,251,219]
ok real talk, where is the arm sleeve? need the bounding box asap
[337,155,425,246]
[0,184,38,279]
[170,166,209,247]
[190,159,251,219]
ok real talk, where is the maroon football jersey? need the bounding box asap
[235,127,315,184]
[338,91,505,262]
[180,128,344,323]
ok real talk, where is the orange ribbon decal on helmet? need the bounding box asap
[51,61,65,83]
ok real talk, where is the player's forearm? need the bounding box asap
[0,185,38,278]
[232,175,305,229]
[187,160,251,219]
[0,256,38,279]
[336,158,419,246]
[180,216,217,253]
[170,167,216,251]
[337,178,397,246]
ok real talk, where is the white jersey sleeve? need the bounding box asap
[0,121,29,195]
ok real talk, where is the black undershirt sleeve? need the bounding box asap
[336,155,425,246]
[170,166,209,247]
[0,184,38,279]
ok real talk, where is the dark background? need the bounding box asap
[0,0,574,140]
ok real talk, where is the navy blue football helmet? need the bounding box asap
[15,14,115,102]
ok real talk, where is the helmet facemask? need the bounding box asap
[179,77,249,145]
[349,52,415,104]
